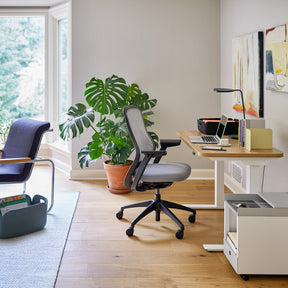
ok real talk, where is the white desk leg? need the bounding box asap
[187,159,225,210]
[246,165,263,193]
[202,160,225,252]
[215,160,224,209]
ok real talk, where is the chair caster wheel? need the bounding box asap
[126,227,134,237]
[240,275,249,281]
[175,229,184,239]
[116,211,123,219]
[188,213,196,223]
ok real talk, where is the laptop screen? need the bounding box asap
[215,114,228,141]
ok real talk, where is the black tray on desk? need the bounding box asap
[198,118,239,135]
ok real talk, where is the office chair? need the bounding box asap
[116,105,196,239]
[0,118,55,211]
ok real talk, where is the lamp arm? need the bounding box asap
[213,87,246,119]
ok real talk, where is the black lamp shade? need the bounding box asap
[214,88,245,119]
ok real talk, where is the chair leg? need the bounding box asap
[120,199,154,211]
[130,201,157,227]
[117,190,197,239]
[162,200,196,215]
[160,202,184,231]
[155,205,161,221]
[31,158,55,212]
[23,182,26,194]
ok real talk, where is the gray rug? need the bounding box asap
[0,191,79,288]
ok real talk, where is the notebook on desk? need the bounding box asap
[189,114,228,144]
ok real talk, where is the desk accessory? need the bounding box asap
[245,128,272,151]
[191,114,228,143]
[197,118,238,135]
[202,146,226,151]
[219,138,230,146]
[214,88,246,119]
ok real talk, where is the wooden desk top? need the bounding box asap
[177,130,284,159]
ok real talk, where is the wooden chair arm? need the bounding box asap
[0,157,31,164]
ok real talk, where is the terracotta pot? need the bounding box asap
[103,160,132,194]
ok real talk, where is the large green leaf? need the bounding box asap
[78,145,91,168]
[106,137,132,164]
[84,75,128,115]
[59,103,95,140]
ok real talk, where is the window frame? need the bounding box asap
[48,3,71,147]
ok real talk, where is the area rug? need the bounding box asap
[0,191,79,288]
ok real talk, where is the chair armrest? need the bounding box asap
[141,150,167,158]
[159,139,181,150]
[154,139,181,163]
[0,157,31,164]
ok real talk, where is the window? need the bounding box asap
[0,5,70,152]
[0,15,45,122]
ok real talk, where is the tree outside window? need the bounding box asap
[0,16,45,122]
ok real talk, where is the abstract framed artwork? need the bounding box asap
[266,24,288,92]
[232,31,264,118]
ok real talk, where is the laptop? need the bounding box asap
[189,114,228,144]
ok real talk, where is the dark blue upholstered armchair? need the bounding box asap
[0,118,54,211]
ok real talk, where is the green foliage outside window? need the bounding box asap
[0,16,45,122]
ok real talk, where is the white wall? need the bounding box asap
[221,0,288,192]
[71,0,221,174]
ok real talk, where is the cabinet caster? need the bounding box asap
[240,274,249,281]
[116,210,123,219]
[126,226,134,237]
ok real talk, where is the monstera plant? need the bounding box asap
[59,75,158,193]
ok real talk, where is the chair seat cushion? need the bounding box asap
[140,162,191,183]
[0,163,27,182]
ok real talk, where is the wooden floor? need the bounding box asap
[13,167,288,288]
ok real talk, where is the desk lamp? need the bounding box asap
[214,88,246,119]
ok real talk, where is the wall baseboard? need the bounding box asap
[224,173,245,194]
[70,168,107,180]
[70,168,215,180]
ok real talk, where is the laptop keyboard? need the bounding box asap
[201,136,218,143]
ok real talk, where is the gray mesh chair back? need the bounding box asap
[117,105,197,239]
[125,105,155,160]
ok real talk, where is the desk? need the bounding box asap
[177,130,284,209]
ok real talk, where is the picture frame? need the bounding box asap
[232,31,264,118]
[266,24,288,92]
